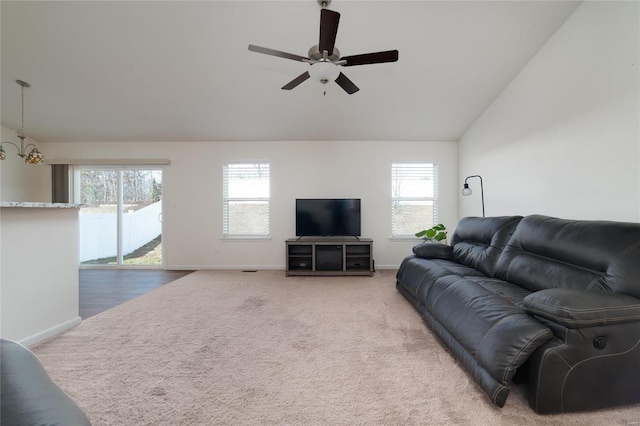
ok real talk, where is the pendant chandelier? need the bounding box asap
[0,80,45,164]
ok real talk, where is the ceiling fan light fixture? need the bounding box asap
[309,61,340,84]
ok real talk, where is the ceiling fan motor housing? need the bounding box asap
[308,45,340,62]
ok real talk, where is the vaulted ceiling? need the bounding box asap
[1,1,580,143]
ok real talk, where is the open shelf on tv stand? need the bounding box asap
[285,237,374,277]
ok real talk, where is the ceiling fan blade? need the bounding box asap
[341,50,399,67]
[335,72,359,95]
[248,44,309,62]
[282,72,311,90]
[319,9,340,56]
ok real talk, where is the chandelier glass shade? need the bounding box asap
[24,146,45,164]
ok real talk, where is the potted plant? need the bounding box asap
[415,224,447,243]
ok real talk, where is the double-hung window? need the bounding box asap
[391,163,438,237]
[223,163,270,238]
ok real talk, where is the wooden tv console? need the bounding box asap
[285,237,374,276]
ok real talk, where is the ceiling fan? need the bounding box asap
[248,0,399,95]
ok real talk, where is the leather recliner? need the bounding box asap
[396,214,640,413]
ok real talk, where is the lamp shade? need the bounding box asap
[25,148,45,164]
[309,61,340,83]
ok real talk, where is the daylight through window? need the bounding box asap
[391,163,438,237]
[76,167,163,266]
[223,163,270,237]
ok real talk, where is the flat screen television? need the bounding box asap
[296,198,361,237]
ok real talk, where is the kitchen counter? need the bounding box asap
[0,201,82,208]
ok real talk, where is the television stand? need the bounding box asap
[285,237,374,276]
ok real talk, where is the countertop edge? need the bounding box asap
[0,201,83,209]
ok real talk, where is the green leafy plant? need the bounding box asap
[415,224,447,243]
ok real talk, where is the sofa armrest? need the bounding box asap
[412,243,452,260]
[524,288,640,328]
[0,339,91,426]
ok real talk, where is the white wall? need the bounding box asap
[46,140,458,270]
[1,207,81,346]
[458,1,640,222]
[0,125,50,202]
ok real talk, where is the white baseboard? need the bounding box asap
[20,316,82,348]
[166,265,400,271]
[166,265,285,270]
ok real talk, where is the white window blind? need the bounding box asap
[223,163,270,237]
[391,163,438,237]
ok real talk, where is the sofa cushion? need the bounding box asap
[463,276,533,309]
[494,215,640,298]
[424,276,552,386]
[396,255,485,301]
[450,216,522,277]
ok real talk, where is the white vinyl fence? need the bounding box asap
[80,201,162,262]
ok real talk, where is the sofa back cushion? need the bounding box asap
[450,216,523,277]
[494,215,640,298]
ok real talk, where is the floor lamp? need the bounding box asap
[462,175,485,217]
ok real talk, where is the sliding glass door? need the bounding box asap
[76,167,163,268]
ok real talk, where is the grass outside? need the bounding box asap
[82,235,162,265]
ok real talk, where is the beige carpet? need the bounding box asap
[33,270,639,425]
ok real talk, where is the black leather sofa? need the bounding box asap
[0,338,91,426]
[396,214,640,414]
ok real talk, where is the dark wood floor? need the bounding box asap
[79,269,194,319]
